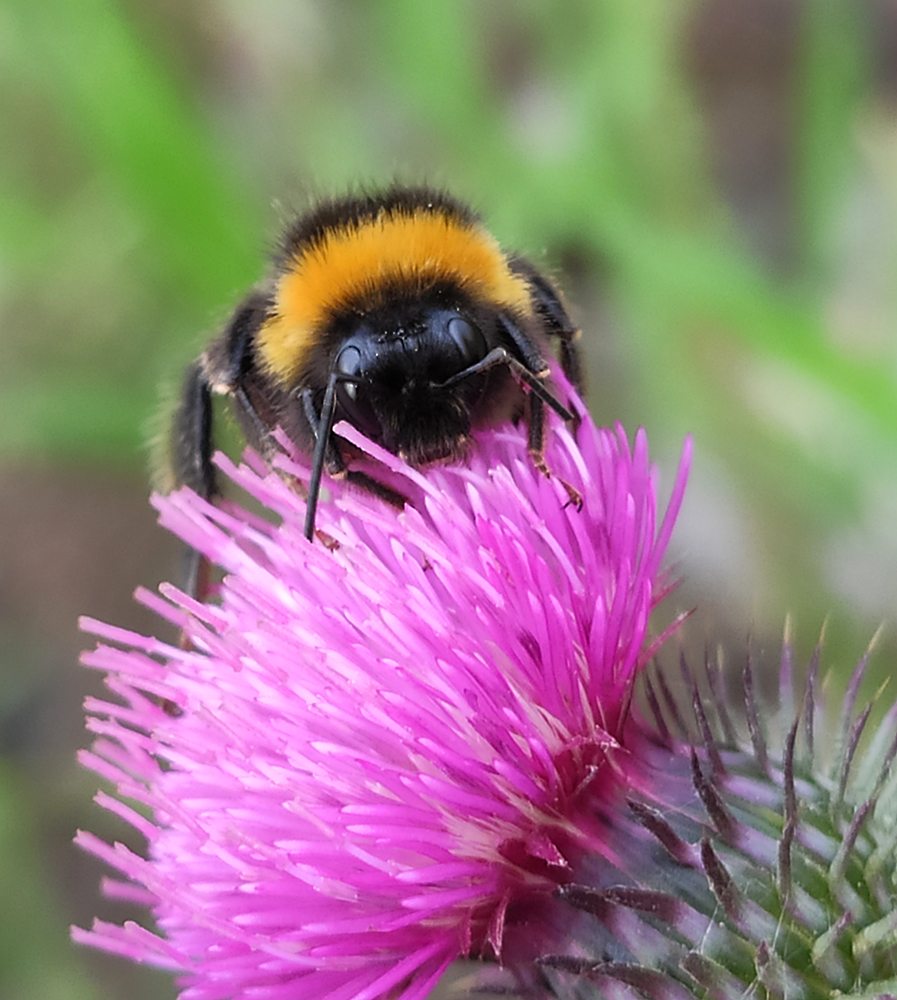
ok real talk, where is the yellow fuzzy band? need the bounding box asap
[258,209,531,384]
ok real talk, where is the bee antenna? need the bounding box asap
[304,372,341,541]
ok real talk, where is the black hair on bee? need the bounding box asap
[171,185,583,595]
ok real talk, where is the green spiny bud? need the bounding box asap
[504,627,897,1000]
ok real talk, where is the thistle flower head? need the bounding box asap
[74,406,691,1000]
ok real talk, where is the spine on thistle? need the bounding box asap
[526,626,897,1000]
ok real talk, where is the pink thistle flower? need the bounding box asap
[74,401,691,1000]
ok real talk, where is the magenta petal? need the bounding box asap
[75,407,690,999]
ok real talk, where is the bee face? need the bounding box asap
[171,185,583,585]
[327,300,498,463]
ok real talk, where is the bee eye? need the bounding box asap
[334,344,380,438]
[337,344,362,379]
[335,345,362,401]
[447,316,487,367]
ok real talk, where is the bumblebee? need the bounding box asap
[172,186,582,585]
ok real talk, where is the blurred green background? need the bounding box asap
[1,0,896,997]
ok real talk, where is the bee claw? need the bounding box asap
[561,480,583,511]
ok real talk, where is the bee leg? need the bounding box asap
[492,319,583,501]
[172,360,218,602]
[181,549,212,622]
[173,360,217,501]
[526,394,582,511]
[527,392,548,476]
[439,345,573,422]
[509,257,584,396]
[528,274,583,395]
[172,291,270,603]
[439,346,582,509]
[233,383,280,466]
[343,471,408,510]
[213,294,280,465]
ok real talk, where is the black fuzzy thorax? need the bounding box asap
[275,186,479,270]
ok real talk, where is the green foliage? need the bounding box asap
[0,762,101,1000]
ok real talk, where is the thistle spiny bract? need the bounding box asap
[529,627,897,1000]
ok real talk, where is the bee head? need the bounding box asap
[332,304,492,465]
